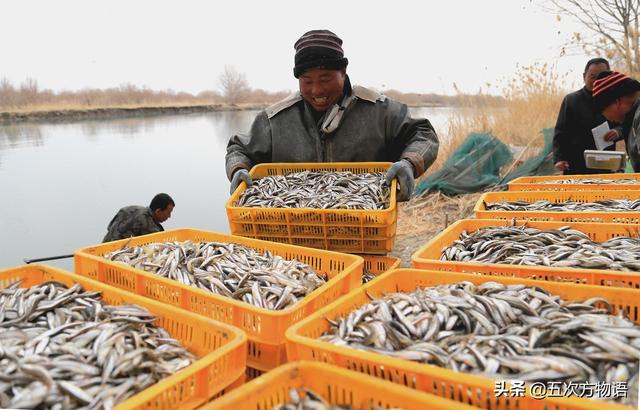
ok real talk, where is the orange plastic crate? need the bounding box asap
[74,228,363,372]
[508,173,640,191]
[200,361,475,410]
[244,366,264,382]
[286,269,638,410]
[411,219,640,288]
[475,189,640,223]
[0,264,247,410]
[361,254,401,277]
[226,162,397,254]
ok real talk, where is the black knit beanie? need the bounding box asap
[293,29,349,78]
[592,71,640,111]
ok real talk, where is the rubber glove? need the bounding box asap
[385,159,415,202]
[230,169,252,195]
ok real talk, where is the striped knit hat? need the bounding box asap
[592,71,640,110]
[293,29,348,78]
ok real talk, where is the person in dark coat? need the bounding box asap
[552,58,621,175]
[103,193,174,242]
[225,29,439,201]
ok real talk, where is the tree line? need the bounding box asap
[0,67,289,111]
[0,65,503,112]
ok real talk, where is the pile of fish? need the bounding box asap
[237,171,390,210]
[320,281,639,406]
[104,241,327,310]
[484,198,640,212]
[362,269,377,284]
[542,178,640,185]
[273,388,403,410]
[440,223,640,271]
[0,281,195,410]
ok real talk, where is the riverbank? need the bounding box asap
[0,103,268,125]
[0,101,450,125]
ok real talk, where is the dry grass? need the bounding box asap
[3,101,209,113]
[398,192,482,236]
[427,63,566,173]
[391,193,482,266]
[1,78,501,114]
[1,101,268,114]
[392,63,568,265]
[0,78,289,112]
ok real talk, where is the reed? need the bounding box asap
[395,64,569,250]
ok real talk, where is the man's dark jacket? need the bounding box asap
[553,87,616,175]
[225,82,439,180]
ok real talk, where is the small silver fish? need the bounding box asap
[104,240,328,310]
[0,280,195,409]
[237,171,390,210]
[320,281,640,407]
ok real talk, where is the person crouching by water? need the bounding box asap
[102,193,175,242]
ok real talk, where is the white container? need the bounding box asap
[583,150,627,171]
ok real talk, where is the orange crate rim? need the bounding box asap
[225,162,397,254]
[411,218,640,289]
[0,264,247,410]
[227,162,397,213]
[74,228,363,371]
[475,189,640,223]
[361,254,401,275]
[508,173,640,191]
[201,361,475,410]
[285,268,637,410]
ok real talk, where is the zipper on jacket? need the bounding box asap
[320,132,327,161]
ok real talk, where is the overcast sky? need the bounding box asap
[2,0,597,96]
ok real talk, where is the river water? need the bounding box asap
[0,106,454,270]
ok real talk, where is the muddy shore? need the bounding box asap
[0,104,268,125]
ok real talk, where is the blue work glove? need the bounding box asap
[230,169,252,195]
[385,159,415,202]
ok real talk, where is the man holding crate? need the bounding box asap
[225,29,439,201]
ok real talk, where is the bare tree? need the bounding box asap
[19,77,40,106]
[547,0,640,74]
[0,77,16,108]
[0,75,290,112]
[548,0,640,75]
[218,65,249,105]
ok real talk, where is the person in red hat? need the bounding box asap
[225,29,439,201]
[593,70,640,171]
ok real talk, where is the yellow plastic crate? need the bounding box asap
[0,264,247,410]
[286,268,638,410]
[200,361,475,410]
[508,173,640,191]
[226,162,397,254]
[411,219,640,288]
[74,228,363,372]
[475,189,640,223]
